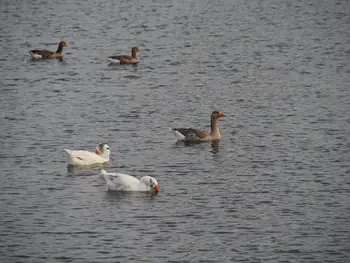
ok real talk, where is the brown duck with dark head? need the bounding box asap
[29,41,68,59]
[107,47,141,64]
[171,110,225,142]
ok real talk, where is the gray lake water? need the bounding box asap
[1,0,350,262]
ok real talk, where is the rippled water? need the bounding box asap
[1,0,350,262]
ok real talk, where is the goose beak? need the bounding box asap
[95,148,101,154]
[219,112,225,117]
[153,184,160,193]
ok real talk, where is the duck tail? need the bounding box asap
[107,58,120,64]
[170,128,185,140]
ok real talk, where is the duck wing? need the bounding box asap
[64,149,105,165]
[108,55,125,60]
[107,55,130,64]
[29,49,54,58]
[110,55,133,63]
[172,128,208,140]
[101,170,140,191]
[65,149,97,159]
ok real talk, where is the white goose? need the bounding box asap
[64,143,110,166]
[101,169,160,193]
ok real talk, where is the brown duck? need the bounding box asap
[29,41,68,59]
[107,47,141,64]
[171,110,225,142]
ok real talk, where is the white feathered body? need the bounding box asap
[65,149,109,166]
[101,170,154,192]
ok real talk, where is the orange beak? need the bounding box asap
[153,184,160,193]
[219,112,225,117]
[95,148,101,154]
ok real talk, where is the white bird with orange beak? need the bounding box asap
[64,143,110,166]
[101,170,160,193]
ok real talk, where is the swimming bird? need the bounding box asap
[100,169,160,193]
[64,143,110,166]
[29,41,68,59]
[107,47,141,64]
[171,110,225,142]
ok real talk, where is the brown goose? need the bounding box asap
[171,110,225,142]
[29,41,68,59]
[107,47,141,64]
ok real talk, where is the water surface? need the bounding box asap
[0,0,349,262]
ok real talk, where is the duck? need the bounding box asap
[100,169,160,193]
[28,41,68,59]
[171,110,225,142]
[107,47,141,64]
[64,143,110,166]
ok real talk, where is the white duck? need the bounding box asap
[101,169,160,193]
[64,143,110,166]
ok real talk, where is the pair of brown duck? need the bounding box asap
[29,41,141,64]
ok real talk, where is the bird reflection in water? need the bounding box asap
[103,189,158,206]
[211,140,221,154]
[173,140,222,154]
[67,163,109,173]
[174,140,204,147]
[211,140,227,164]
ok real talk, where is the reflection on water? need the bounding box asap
[211,140,227,165]
[211,141,221,154]
[67,163,109,174]
[173,139,223,154]
[174,140,211,147]
[172,140,224,159]
[103,189,159,203]
[1,0,349,262]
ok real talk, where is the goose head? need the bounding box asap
[131,47,141,57]
[211,110,225,119]
[95,143,111,160]
[132,47,141,53]
[140,176,160,193]
[59,41,68,47]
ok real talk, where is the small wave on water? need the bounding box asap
[0,0,349,262]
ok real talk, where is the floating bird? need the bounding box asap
[29,41,68,59]
[100,169,160,193]
[107,47,141,64]
[171,110,225,142]
[64,143,110,166]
